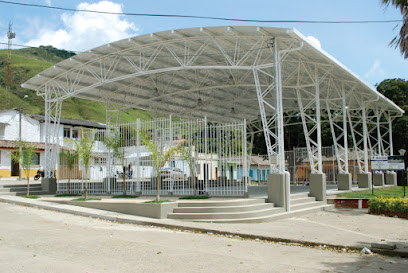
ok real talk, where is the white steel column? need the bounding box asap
[273,40,285,173]
[315,73,323,173]
[44,86,63,178]
[388,112,394,156]
[343,95,349,171]
[362,104,369,173]
[376,109,383,156]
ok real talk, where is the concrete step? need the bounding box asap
[0,190,47,196]
[168,207,285,220]
[290,193,310,199]
[191,204,334,223]
[291,201,326,211]
[173,203,275,213]
[0,183,41,188]
[0,186,42,192]
[177,198,266,208]
[290,196,316,205]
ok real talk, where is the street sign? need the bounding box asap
[371,156,405,171]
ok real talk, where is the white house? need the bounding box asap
[0,109,106,178]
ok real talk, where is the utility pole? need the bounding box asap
[6,23,16,108]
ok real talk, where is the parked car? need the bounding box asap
[160,167,186,180]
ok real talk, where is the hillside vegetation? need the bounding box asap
[0,46,153,123]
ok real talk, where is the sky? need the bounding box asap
[0,0,406,86]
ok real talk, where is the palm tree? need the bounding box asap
[382,0,408,58]
[66,128,95,199]
[179,145,197,196]
[139,131,180,201]
[60,148,78,193]
[103,127,127,195]
[11,141,37,196]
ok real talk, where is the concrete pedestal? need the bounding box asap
[267,173,288,208]
[358,173,372,189]
[42,178,57,194]
[385,172,397,186]
[337,173,352,191]
[373,172,385,187]
[309,173,326,202]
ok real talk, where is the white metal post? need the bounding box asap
[315,72,323,173]
[274,40,285,173]
[388,112,394,156]
[342,94,349,171]
[362,104,369,173]
[376,109,383,156]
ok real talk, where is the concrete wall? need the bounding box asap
[66,201,178,219]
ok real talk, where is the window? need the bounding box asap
[0,125,5,139]
[72,129,79,139]
[63,127,70,138]
[32,153,40,165]
[94,157,107,164]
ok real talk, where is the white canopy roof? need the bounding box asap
[22,26,403,122]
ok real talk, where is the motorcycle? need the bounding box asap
[34,169,54,180]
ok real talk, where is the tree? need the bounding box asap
[66,128,95,199]
[11,141,37,196]
[103,127,127,195]
[179,145,197,196]
[60,148,78,193]
[382,0,408,58]
[377,78,408,152]
[139,131,180,201]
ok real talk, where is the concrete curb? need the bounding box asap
[1,195,407,258]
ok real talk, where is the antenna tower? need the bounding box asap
[6,23,16,108]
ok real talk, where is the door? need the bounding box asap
[11,152,19,176]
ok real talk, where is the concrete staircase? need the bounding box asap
[0,182,45,196]
[167,193,333,223]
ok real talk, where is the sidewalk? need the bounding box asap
[0,194,407,257]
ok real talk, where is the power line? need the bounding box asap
[0,0,403,24]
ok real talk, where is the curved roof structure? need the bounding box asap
[22,26,403,123]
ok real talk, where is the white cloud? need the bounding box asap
[365,60,387,80]
[44,0,51,6]
[26,1,139,51]
[306,35,321,49]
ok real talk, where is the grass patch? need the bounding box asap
[179,195,209,200]
[72,198,101,201]
[55,193,81,197]
[144,200,174,204]
[22,195,40,199]
[112,195,139,199]
[337,186,406,199]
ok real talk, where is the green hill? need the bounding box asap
[0,46,153,123]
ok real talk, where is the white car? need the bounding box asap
[160,167,186,180]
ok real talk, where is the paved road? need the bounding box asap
[0,202,406,273]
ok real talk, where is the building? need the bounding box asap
[0,109,105,178]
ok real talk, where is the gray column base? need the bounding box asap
[309,173,326,202]
[373,172,385,187]
[385,172,397,186]
[42,178,57,194]
[358,173,372,189]
[267,173,288,208]
[337,173,352,191]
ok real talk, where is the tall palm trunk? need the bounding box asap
[84,169,88,199]
[156,172,161,201]
[26,175,30,196]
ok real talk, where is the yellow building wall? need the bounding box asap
[0,169,11,177]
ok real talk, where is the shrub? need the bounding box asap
[368,196,408,217]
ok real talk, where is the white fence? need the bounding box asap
[58,118,248,196]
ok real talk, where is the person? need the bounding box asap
[128,162,133,179]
